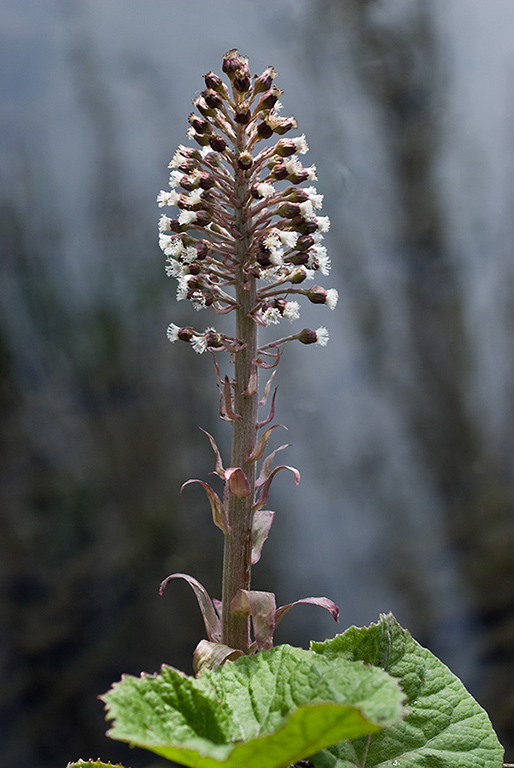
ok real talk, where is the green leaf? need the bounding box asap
[310,613,504,768]
[102,644,406,768]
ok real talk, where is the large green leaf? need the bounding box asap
[67,762,127,768]
[100,644,406,768]
[310,613,504,768]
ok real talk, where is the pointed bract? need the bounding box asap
[159,573,221,642]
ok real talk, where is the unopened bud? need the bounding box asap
[254,86,283,114]
[297,328,317,344]
[297,327,329,346]
[204,71,227,96]
[222,49,250,83]
[237,150,253,170]
[234,72,251,93]
[295,234,315,251]
[194,240,210,259]
[256,121,274,140]
[290,216,318,235]
[194,96,216,118]
[284,187,310,203]
[209,134,227,152]
[270,162,288,181]
[188,114,211,134]
[203,89,223,110]
[198,172,216,190]
[234,103,251,125]
[287,252,309,266]
[194,210,211,227]
[187,262,201,276]
[306,286,329,305]
[271,117,297,135]
[274,139,298,158]
[192,131,211,147]
[290,267,308,283]
[253,66,277,94]
[305,286,338,309]
[178,326,195,342]
[277,201,301,218]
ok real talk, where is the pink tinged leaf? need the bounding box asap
[243,364,258,396]
[231,589,277,650]
[257,386,278,428]
[247,424,287,463]
[259,370,276,406]
[256,444,293,487]
[251,509,275,565]
[192,639,243,675]
[200,428,225,479]
[219,390,232,422]
[180,479,230,534]
[274,597,340,629]
[159,573,222,642]
[213,598,223,621]
[254,464,300,511]
[225,467,251,497]
[223,375,242,421]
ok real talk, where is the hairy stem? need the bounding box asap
[221,136,258,653]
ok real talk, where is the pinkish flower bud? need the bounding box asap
[198,172,215,190]
[234,103,251,125]
[192,131,211,147]
[295,234,315,251]
[188,113,211,134]
[256,121,274,140]
[178,326,195,342]
[276,201,301,218]
[222,49,250,82]
[287,252,309,266]
[270,116,298,135]
[203,89,223,110]
[209,134,227,153]
[273,139,298,158]
[177,159,198,174]
[297,328,317,344]
[204,70,228,96]
[306,286,329,305]
[194,96,216,118]
[290,216,318,235]
[237,150,253,170]
[194,240,210,259]
[290,267,308,283]
[193,210,211,227]
[284,187,310,202]
[254,86,283,114]
[305,286,339,309]
[254,66,277,94]
[234,71,251,93]
[270,162,288,181]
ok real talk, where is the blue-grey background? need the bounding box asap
[1,1,514,766]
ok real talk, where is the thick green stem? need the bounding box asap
[221,146,258,652]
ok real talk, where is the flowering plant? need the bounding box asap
[68,51,503,768]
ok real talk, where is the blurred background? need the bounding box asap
[1,0,514,765]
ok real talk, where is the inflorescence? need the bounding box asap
[158,49,337,357]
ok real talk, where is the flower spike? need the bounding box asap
[158,51,337,652]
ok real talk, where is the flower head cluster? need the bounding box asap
[158,49,337,354]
